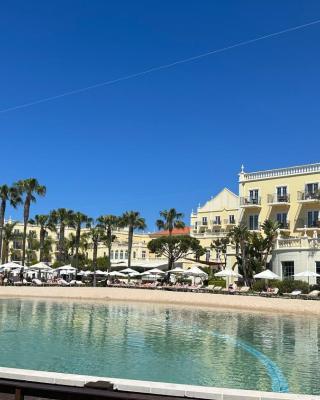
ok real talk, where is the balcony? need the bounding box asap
[297,191,320,202]
[295,218,320,230]
[210,220,222,227]
[267,194,290,205]
[223,218,236,226]
[240,197,261,207]
[278,221,290,230]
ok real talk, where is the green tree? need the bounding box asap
[211,237,230,265]
[228,224,250,283]
[96,215,118,271]
[2,222,20,263]
[14,179,46,266]
[83,226,107,286]
[29,214,56,262]
[120,211,146,268]
[50,208,74,265]
[261,219,281,269]
[0,185,22,260]
[26,230,39,265]
[69,212,93,270]
[148,235,204,270]
[156,208,185,236]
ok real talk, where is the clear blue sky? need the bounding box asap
[1,1,320,231]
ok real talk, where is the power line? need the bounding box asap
[1,18,320,114]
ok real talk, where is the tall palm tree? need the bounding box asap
[156,208,185,236]
[261,219,281,269]
[14,179,46,266]
[50,208,73,266]
[120,211,146,268]
[29,214,56,262]
[96,214,118,270]
[69,212,92,270]
[2,222,18,263]
[83,226,107,286]
[228,224,250,284]
[0,185,22,259]
[26,230,39,265]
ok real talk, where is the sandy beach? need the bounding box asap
[0,286,319,316]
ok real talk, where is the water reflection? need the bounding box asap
[0,299,318,395]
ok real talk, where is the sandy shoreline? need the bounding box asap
[0,286,319,316]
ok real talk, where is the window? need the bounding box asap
[214,216,221,225]
[249,215,259,230]
[115,250,119,259]
[110,250,114,260]
[307,211,319,228]
[202,217,207,226]
[277,186,288,202]
[282,261,294,280]
[125,251,128,259]
[249,189,259,204]
[316,262,320,284]
[229,215,235,224]
[276,213,288,228]
[120,250,124,259]
[194,221,198,229]
[306,183,318,194]
[142,250,146,259]
[133,251,136,259]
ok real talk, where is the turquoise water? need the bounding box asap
[0,299,319,395]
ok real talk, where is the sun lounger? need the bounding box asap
[283,290,302,297]
[237,286,250,295]
[205,285,215,293]
[300,290,320,299]
[213,286,222,292]
[261,287,279,297]
[32,278,43,286]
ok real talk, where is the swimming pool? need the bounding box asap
[0,299,318,395]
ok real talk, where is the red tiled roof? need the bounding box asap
[150,227,190,237]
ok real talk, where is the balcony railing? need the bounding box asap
[277,221,290,230]
[240,197,261,206]
[267,194,290,204]
[295,218,320,229]
[297,191,320,201]
[223,219,236,225]
[211,220,221,226]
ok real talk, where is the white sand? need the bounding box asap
[0,286,319,316]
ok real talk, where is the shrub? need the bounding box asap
[309,284,320,291]
[252,279,309,294]
[207,278,226,288]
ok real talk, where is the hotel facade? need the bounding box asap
[191,162,320,283]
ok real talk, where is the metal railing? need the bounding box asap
[297,191,320,201]
[267,194,290,203]
[295,218,320,229]
[240,197,261,206]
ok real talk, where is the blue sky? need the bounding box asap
[1,1,320,231]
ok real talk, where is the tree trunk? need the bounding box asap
[58,224,65,265]
[21,199,30,266]
[107,227,112,273]
[0,199,6,260]
[241,241,248,285]
[39,228,45,262]
[74,225,80,270]
[127,226,133,268]
[93,241,98,287]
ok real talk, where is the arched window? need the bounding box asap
[115,250,119,259]
[120,250,124,259]
[111,250,114,259]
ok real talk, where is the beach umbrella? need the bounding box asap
[169,267,186,274]
[186,266,208,277]
[293,270,320,286]
[0,262,21,271]
[215,268,242,288]
[254,270,279,279]
[140,268,165,275]
[120,268,140,276]
[108,271,126,277]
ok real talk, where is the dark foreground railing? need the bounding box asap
[0,379,198,400]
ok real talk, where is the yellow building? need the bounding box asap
[239,163,320,235]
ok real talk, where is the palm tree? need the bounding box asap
[2,222,18,263]
[14,179,46,266]
[50,208,73,266]
[261,219,281,269]
[96,215,119,270]
[83,226,107,286]
[29,214,56,262]
[228,224,250,284]
[120,211,146,268]
[0,185,22,259]
[26,230,39,265]
[69,212,92,270]
[156,208,185,236]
